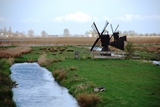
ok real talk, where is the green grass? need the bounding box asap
[47,58,160,107]
[0,60,16,107]
[1,45,160,107]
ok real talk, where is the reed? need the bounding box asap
[77,93,102,107]
[0,36,160,46]
[0,46,32,58]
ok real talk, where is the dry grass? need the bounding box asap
[52,69,68,82]
[69,66,77,71]
[127,36,160,44]
[77,93,102,107]
[6,57,14,65]
[1,36,160,46]
[38,53,48,65]
[0,46,32,58]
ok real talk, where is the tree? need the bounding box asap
[3,27,7,36]
[14,31,19,37]
[90,30,97,37]
[63,28,70,37]
[8,26,12,37]
[41,30,47,37]
[28,29,34,37]
[128,30,135,36]
[123,31,128,36]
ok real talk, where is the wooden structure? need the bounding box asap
[92,51,126,59]
[92,51,140,59]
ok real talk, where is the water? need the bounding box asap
[10,62,79,107]
[151,61,160,65]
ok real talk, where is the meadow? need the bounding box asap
[0,36,160,107]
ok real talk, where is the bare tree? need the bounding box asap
[41,30,47,37]
[3,27,7,37]
[89,30,97,37]
[28,29,34,37]
[63,28,70,37]
[8,26,12,37]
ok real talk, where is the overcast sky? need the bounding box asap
[0,0,160,35]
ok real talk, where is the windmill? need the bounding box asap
[90,20,127,52]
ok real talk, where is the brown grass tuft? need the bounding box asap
[0,46,32,58]
[77,93,102,107]
[53,69,68,82]
[69,66,77,71]
[6,57,14,65]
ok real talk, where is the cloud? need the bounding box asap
[115,14,141,22]
[53,11,91,23]
[114,14,160,22]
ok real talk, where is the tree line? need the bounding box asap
[0,26,159,38]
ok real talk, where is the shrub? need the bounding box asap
[77,93,101,107]
[53,69,67,82]
[125,42,135,59]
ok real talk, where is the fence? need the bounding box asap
[92,51,140,59]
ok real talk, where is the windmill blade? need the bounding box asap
[110,24,114,40]
[92,22,101,37]
[90,38,100,51]
[93,39,101,51]
[115,24,119,32]
[110,24,114,34]
[101,20,109,35]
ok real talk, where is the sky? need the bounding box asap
[0,0,160,35]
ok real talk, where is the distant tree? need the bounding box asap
[152,33,157,36]
[28,29,34,37]
[85,31,89,36]
[128,30,135,36]
[123,31,128,36]
[41,30,47,37]
[145,33,149,36]
[63,28,70,37]
[8,26,12,37]
[90,30,97,37]
[3,27,7,36]
[14,31,19,37]
[139,33,143,36]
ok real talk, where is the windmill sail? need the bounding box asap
[90,20,127,52]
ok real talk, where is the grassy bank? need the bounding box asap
[0,45,160,107]
[47,59,160,107]
[0,59,16,107]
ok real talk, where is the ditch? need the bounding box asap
[10,62,79,107]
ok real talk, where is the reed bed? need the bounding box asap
[0,46,32,58]
[127,36,160,44]
[0,36,160,46]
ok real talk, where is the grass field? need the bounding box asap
[0,45,159,107]
[47,59,160,107]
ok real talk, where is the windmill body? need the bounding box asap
[90,21,127,52]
